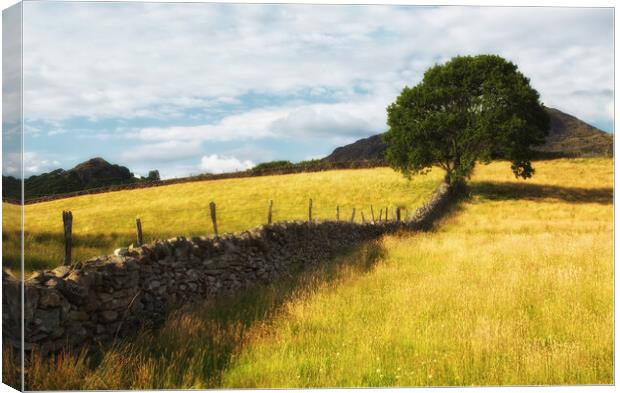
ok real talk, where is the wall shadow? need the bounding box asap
[24,239,387,390]
[470,181,613,205]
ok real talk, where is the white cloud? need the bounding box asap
[136,98,388,144]
[120,141,203,163]
[3,151,62,178]
[21,3,613,131]
[13,4,614,179]
[200,154,255,174]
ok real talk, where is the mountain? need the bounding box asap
[323,107,613,162]
[3,157,140,201]
[540,108,613,157]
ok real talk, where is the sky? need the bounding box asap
[3,3,614,179]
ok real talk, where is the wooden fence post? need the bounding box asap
[308,198,313,223]
[350,208,356,223]
[361,211,365,223]
[209,201,218,237]
[267,200,273,224]
[370,205,375,223]
[135,217,143,246]
[62,210,72,266]
[336,205,340,221]
[396,207,401,222]
[385,206,388,221]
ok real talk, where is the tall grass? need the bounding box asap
[2,167,443,272]
[10,158,613,388]
[220,158,613,387]
[21,241,386,390]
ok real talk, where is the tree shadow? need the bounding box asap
[23,240,387,390]
[470,181,613,205]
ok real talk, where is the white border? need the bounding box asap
[0,1,615,393]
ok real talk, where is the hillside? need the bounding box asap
[2,157,140,200]
[220,158,612,387]
[4,167,444,272]
[324,107,613,162]
[17,157,613,389]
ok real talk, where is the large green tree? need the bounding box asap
[384,55,550,186]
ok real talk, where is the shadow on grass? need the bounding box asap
[22,240,387,390]
[470,181,613,205]
[3,231,141,272]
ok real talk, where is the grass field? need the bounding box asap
[2,167,443,273]
[12,157,613,389]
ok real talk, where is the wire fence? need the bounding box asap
[58,198,417,266]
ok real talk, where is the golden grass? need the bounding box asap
[2,167,443,272]
[11,158,613,388]
[220,158,613,387]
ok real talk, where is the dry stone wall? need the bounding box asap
[3,181,452,355]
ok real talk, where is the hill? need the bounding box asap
[2,157,140,200]
[4,167,443,272]
[16,157,613,389]
[324,107,613,162]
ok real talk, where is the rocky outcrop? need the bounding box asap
[3,181,453,355]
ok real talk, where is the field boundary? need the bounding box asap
[3,180,452,355]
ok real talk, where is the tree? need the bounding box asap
[384,55,550,187]
[146,170,160,181]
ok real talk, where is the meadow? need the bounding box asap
[2,167,443,273]
[10,157,613,389]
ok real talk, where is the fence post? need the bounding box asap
[267,200,273,224]
[62,210,72,266]
[336,205,340,221]
[385,206,388,221]
[209,201,218,237]
[350,208,356,223]
[370,205,375,223]
[308,198,313,223]
[135,217,143,246]
[378,208,383,222]
[361,211,365,223]
[396,207,401,222]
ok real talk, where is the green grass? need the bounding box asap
[2,167,443,273]
[7,158,613,389]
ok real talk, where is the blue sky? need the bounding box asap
[4,3,614,179]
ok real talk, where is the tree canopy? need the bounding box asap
[384,55,550,186]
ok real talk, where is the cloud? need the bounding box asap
[120,140,202,163]
[137,108,282,142]
[270,106,374,138]
[21,3,613,131]
[136,98,388,145]
[14,4,614,179]
[200,154,255,174]
[3,151,62,178]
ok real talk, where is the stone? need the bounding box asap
[58,280,87,305]
[114,247,129,257]
[67,311,89,321]
[52,265,72,278]
[98,293,114,302]
[100,310,118,323]
[39,288,63,308]
[27,271,49,283]
[24,286,40,323]
[45,277,64,289]
[148,280,161,290]
[34,308,60,332]
[124,260,139,271]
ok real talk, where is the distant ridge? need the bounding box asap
[324,107,613,162]
[2,157,139,200]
